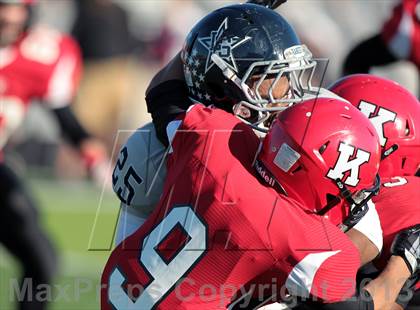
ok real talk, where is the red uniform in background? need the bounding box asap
[382,0,420,68]
[101,104,361,310]
[372,176,420,290]
[0,25,82,148]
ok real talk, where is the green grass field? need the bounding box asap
[0,177,120,310]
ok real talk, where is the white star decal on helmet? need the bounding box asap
[198,17,251,74]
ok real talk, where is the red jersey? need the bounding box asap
[372,176,420,289]
[0,25,82,148]
[101,105,361,309]
[381,0,420,68]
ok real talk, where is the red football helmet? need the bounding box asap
[329,74,420,178]
[256,97,381,227]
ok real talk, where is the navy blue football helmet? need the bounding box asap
[182,3,317,131]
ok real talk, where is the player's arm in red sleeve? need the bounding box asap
[265,199,387,309]
[265,200,362,304]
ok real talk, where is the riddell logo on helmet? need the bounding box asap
[254,160,276,188]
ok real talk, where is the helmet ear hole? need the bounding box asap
[402,157,407,169]
[405,120,411,136]
[319,141,330,154]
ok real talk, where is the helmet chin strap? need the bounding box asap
[338,174,381,232]
[317,174,381,233]
[339,204,369,233]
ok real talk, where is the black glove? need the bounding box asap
[391,224,420,276]
[246,0,287,10]
[395,273,419,308]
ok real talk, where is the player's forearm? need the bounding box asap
[364,256,411,310]
[346,228,380,266]
[52,105,109,177]
[52,105,91,146]
[389,302,404,310]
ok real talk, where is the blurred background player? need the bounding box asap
[343,0,420,97]
[71,0,145,150]
[0,0,109,309]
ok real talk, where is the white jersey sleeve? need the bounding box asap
[352,199,383,253]
[112,122,167,218]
